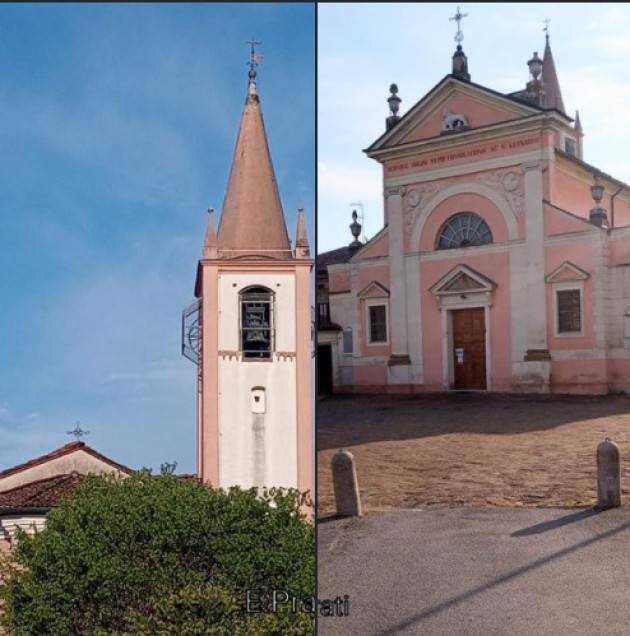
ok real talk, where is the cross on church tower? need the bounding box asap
[246,36,262,73]
[450,6,468,44]
[543,18,551,41]
[67,421,89,441]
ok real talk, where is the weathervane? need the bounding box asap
[246,36,263,73]
[450,6,468,45]
[67,421,89,441]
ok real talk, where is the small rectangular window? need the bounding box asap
[343,328,353,354]
[557,289,581,333]
[368,305,387,343]
[564,137,577,157]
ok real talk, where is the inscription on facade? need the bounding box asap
[386,135,540,174]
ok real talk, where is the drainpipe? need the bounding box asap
[610,185,624,229]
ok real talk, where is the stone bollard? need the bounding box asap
[597,438,621,509]
[332,450,363,517]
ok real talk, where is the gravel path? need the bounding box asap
[317,393,630,516]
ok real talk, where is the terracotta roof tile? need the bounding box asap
[0,473,85,511]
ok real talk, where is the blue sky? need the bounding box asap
[0,3,314,473]
[319,3,630,252]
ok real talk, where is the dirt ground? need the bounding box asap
[317,393,630,517]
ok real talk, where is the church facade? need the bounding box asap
[183,59,313,496]
[318,35,630,396]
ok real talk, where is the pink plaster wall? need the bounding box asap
[358,231,389,259]
[329,269,351,293]
[353,364,388,386]
[419,192,510,252]
[551,165,594,220]
[402,93,521,144]
[609,235,630,266]
[550,359,608,394]
[544,204,593,237]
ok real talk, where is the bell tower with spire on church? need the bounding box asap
[183,42,313,498]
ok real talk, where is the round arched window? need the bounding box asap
[437,212,493,250]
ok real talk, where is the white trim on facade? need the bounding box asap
[365,299,389,346]
[552,281,585,338]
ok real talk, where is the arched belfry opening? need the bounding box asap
[239,286,275,360]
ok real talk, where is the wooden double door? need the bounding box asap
[451,307,487,390]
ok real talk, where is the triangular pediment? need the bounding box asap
[545,261,590,283]
[358,281,390,299]
[367,76,544,153]
[430,264,496,296]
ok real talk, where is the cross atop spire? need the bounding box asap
[450,6,468,44]
[543,18,551,42]
[246,37,262,101]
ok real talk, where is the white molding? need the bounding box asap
[552,281,585,338]
[384,150,544,187]
[357,280,390,299]
[545,261,590,283]
[430,264,497,297]
[364,299,389,346]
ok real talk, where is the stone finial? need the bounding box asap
[295,208,310,258]
[589,174,608,228]
[449,6,470,81]
[331,450,362,517]
[349,210,362,250]
[574,110,583,134]
[386,84,401,131]
[451,45,470,81]
[203,208,218,258]
[526,51,545,106]
[597,438,621,509]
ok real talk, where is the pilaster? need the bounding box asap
[385,186,411,383]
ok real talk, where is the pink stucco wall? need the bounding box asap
[403,93,520,143]
[419,192,511,251]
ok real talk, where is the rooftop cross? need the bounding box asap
[543,17,551,41]
[67,421,90,441]
[450,6,468,44]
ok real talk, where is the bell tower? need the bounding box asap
[182,47,313,499]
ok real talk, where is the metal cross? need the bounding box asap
[246,36,262,72]
[450,6,468,44]
[543,18,551,39]
[67,421,89,441]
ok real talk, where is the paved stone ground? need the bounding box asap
[318,507,630,636]
[317,393,630,516]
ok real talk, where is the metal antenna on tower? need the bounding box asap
[350,202,367,243]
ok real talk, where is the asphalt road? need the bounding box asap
[318,507,630,635]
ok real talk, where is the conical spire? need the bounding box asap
[295,208,310,259]
[574,109,583,134]
[542,33,565,113]
[217,54,292,260]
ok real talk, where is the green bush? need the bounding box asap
[0,469,315,635]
